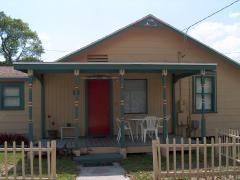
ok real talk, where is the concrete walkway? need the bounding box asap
[76,162,129,180]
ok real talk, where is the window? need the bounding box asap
[193,76,216,113]
[0,83,24,110]
[124,79,147,114]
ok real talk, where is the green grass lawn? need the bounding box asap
[120,153,153,180]
[0,153,78,180]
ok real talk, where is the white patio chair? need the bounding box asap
[116,118,134,142]
[142,116,159,143]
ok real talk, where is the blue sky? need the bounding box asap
[1,0,240,62]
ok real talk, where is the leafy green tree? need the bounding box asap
[0,11,44,64]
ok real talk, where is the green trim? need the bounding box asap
[192,75,217,113]
[39,75,46,139]
[109,80,114,136]
[171,74,176,135]
[54,14,239,70]
[14,62,217,73]
[162,73,168,140]
[120,74,126,148]
[0,83,25,110]
[28,75,34,141]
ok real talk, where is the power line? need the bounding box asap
[183,0,240,32]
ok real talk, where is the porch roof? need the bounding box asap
[14,62,216,74]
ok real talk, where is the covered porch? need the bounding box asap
[14,62,216,154]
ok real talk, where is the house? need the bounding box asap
[1,14,240,154]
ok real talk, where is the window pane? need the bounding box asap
[205,94,212,110]
[4,97,20,107]
[124,80,147,113]
[196,78,201,93]
[204,78,212,93]
[195,94,212,110]
[4,87,20,96]
[196,94,202,110]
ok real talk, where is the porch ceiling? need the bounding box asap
[14,62,216,75]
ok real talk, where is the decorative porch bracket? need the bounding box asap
[201,69,206,138]
[119,69,126,148]
[162,69,168,141]
[28,69,34,142]
[74,69,81,148]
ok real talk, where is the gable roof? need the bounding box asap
[57,14,240,69]
[0,66,28,80]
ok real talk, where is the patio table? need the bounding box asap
[128,116,164,141]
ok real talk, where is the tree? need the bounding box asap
[0,11,44,64]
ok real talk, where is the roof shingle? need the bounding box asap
[0,66,27,78]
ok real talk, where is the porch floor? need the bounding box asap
[38,134,195,150]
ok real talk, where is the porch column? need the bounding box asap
[119,69,126,148]
[28,69,34,142]
[74,69,80,148]
[162,69,168,140]
[200,69,206,137]
[172,74,177,135]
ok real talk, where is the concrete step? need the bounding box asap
[73,153,123,165]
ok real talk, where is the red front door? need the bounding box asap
[88,79,110,136]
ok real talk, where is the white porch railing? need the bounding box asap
[152,137,240,180]
[0,141,56,180]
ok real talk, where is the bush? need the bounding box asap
[0,133,29,146]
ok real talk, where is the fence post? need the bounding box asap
[51,140,56,179]
[152,140,159,180]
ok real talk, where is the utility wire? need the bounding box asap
[183,0,240,32]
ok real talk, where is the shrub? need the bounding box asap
[0,133,29,146]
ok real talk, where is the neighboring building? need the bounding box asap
[1,15,240,147]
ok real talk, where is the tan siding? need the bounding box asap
[0,80,41,140]
[67,25,240,136]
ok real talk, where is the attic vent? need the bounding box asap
[87,54,108,62]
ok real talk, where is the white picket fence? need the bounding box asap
[152,137,240,180]
[0,141,56,180]
[216,128,240,162]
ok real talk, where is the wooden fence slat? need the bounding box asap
[152,129,240,179]
[4,141,8,179]
[211,137,214,178]
[204,137,207,172]
[13,141,16,178]
[0,140,56,179]
[152,140,158,180]
[38,141,42,179]
[188,138,191,178]
[21,141,25,179]
[166,138,169,173]
[47,141,51,178]
[196,138,199,178]
[181,138,184,176]
[30,142,34,178]
[173,138,176,178]
[158,139,161,175]
[50,140,56,179]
